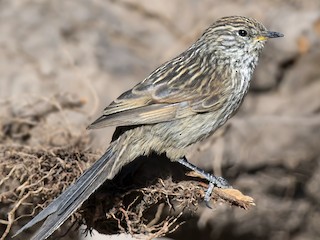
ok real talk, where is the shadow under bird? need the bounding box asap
[14,16,283,240]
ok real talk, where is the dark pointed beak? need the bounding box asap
[256,31,284,41]
[264,31,284,38]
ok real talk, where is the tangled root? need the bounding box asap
[82,175,254,239]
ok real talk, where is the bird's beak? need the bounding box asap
[256,31,284,41]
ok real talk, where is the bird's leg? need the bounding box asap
[177,157,231,207]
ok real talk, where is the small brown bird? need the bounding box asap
[14,16,283,240]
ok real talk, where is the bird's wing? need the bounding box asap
[88,53,229,129]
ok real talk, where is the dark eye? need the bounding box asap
[238,29,248,37]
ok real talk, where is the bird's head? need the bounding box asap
[196,16,283,63]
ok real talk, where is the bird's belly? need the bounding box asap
[150,96,244,153]
[151,112,223,150]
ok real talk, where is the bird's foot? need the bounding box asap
[203,175,231,208]
[177,157,232,208]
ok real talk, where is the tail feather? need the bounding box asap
[13,148,115,240]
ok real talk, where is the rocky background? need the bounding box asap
[1,0,320,240]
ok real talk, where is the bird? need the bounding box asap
[14,16,283,240]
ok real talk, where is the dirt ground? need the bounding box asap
[1,1,320,240]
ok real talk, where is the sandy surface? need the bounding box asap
[1,1,320,240]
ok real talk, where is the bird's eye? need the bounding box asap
[238,29,248,37]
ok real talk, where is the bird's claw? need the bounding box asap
[204,182,214,208]
[203,175,231,208]
[176,157,231,208]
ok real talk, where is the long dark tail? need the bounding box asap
[13,145,117,240]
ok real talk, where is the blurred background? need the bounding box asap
[1,0,320,239]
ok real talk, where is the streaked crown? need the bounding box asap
[194,16,282,64]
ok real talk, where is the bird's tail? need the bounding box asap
[13,141,120,240]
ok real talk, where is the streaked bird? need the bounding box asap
[14,16,283,240]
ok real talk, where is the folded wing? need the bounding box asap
[88,51,228,129]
